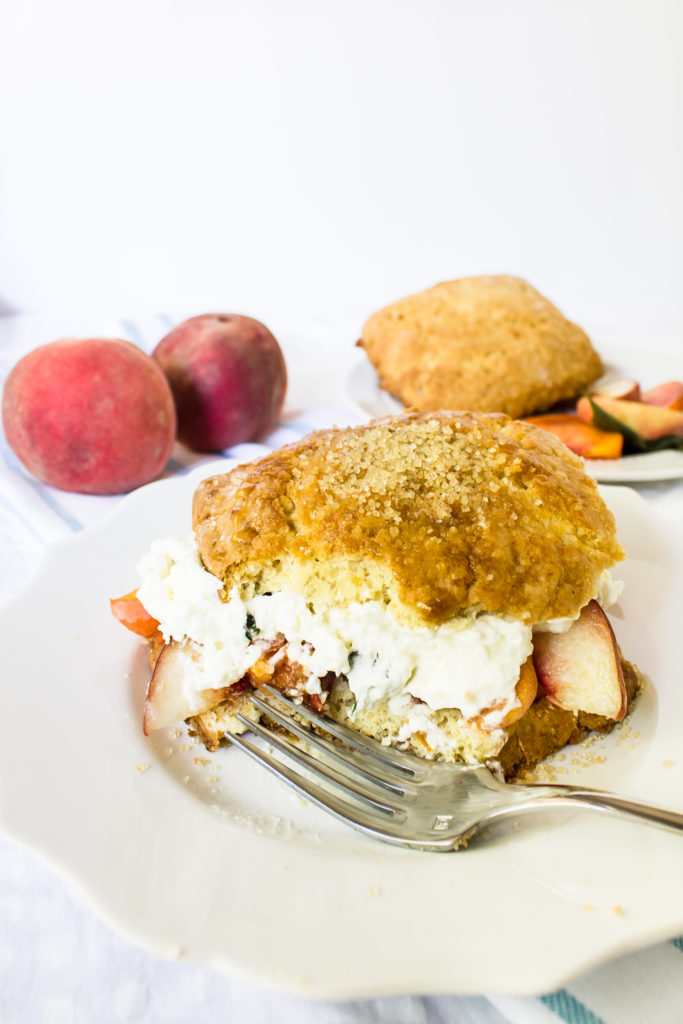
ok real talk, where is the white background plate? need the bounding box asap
[347,342,683,482]
[2,463,683,998]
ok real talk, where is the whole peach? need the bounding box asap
[152,314,287,452]
[2,337,176,494]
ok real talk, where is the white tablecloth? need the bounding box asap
[2,311,683,1024]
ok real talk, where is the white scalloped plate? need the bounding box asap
[347,343,683,482]
[1,465,683,998]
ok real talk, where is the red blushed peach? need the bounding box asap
[2,338,176,494]
[152,314,287,452]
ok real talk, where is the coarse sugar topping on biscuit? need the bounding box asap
[192,411,623,626]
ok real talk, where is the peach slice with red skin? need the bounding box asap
[592,378,641,402]
[532,600,626,721]
[641,381,683,411]
[577,395,683,441]
[523,414,623,459]
[143,640,231,734]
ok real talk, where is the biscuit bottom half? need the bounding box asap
[163,645,642,783]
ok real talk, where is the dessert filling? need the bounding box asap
[137,536,622,737]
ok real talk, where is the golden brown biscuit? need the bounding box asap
[359,275,603,417]
[193,410,622,626]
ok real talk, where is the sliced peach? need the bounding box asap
[641,381,683,411]
[502,656,538,727]
[592,378,641,402]
[143,639,230,734]
[523,414,623,459]
[476,656,538,730]
[110,589,160,638]
[532,600,626,721]
[577,395,683,440]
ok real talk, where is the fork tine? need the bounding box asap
[257,683,420,776]
[234,713,399,815]
[226,730,404,842]
[249,690,409,796]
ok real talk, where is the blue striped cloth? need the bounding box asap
[1,313,683,1024]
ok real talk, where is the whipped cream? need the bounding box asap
[136,536,622,731]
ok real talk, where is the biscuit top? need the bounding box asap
[359,275,603,418]
[192,412,623,626]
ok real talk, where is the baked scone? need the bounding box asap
[128,412,641,780]
[359,275,603,418]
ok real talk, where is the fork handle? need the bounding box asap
[542,787,683,835]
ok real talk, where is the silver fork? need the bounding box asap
[229,683,683,851]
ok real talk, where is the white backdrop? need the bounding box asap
[0,0,682,332]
